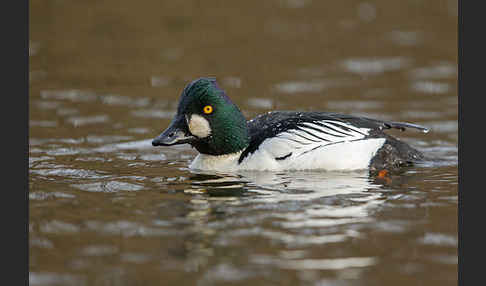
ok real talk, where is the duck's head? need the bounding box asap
[152,78,249,155]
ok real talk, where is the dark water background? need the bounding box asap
[29,1,457,285]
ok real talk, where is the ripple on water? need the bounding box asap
[29,120,58,128]
[409,63,457,79]
[56,108,80,116]
[120,252,153,264]
[116,154,138,160]
[247,98,273,109]
[85,135,133,144]
[251,255,377,270]
[67,115,110,127]
[280,217,371,229]
[80,245,119,256]
[341,57,410,75]
[139,153,167,161]
[399,110,443,119]
[200,263,254,284]
[45,148,82,156]
[151,76,172,87]
[71,181,144,193]
[370,220,410,233]
[422,120,458,133]
[74,156,108,162]
[280,0,313,9]
[30,138,85,147]
[221,76,242,88]
[131,109,175,119]
[325,100,384,110]
[29,191,76,200]
[30,237,54,249]
[262,230,348,247]
[40,89,97,102]
[411,81,451,94]
[273,80,329,94]
[127,127,150,134]
[34,100,62,110]
[388,30,423,46]
[29,156,54,166]
[427,255,458,265]
[418,233,457,247]
[100,94,150,107]
[83,220,183,237]
[40,220,80,234]
[30,166,107,179]
[29,272,86,286]
[93,139,154,153]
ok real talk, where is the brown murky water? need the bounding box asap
[29,1,457,285]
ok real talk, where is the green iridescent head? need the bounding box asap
[152,78,249,155]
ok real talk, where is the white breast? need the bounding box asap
[189,152,242,171]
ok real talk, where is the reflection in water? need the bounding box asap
[181,170,387,249]
[241,170,381,200]
[187,169,382,197]
[129,169,394,284]
[252,255,377,270]
[161,166,455,284]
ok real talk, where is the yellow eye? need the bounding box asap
[203,105,213,114]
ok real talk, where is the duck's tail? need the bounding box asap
[381,121,430,133]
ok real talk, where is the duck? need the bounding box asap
[152,77,429,173]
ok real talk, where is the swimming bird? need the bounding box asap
[152,77,428,172]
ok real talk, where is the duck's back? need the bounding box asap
[239,111,426,172]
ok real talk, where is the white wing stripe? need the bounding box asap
[321,120,370,135]
[278,129,363,147]
[273,120,371,153]
[298,127,348,142]
[303,122,367,138]
[277,133,314,145]
[296,127,332,142]
[302,121,366,137]
[287,130,321,143]
[301,122,351,137]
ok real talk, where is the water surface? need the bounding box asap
[30,0,457,285]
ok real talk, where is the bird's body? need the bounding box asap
[152,78,428,172]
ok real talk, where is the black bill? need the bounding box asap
[152,115,195,146]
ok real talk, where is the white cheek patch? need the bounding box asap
[187,114,212,138]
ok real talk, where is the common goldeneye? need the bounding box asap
[152,77,429,172]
